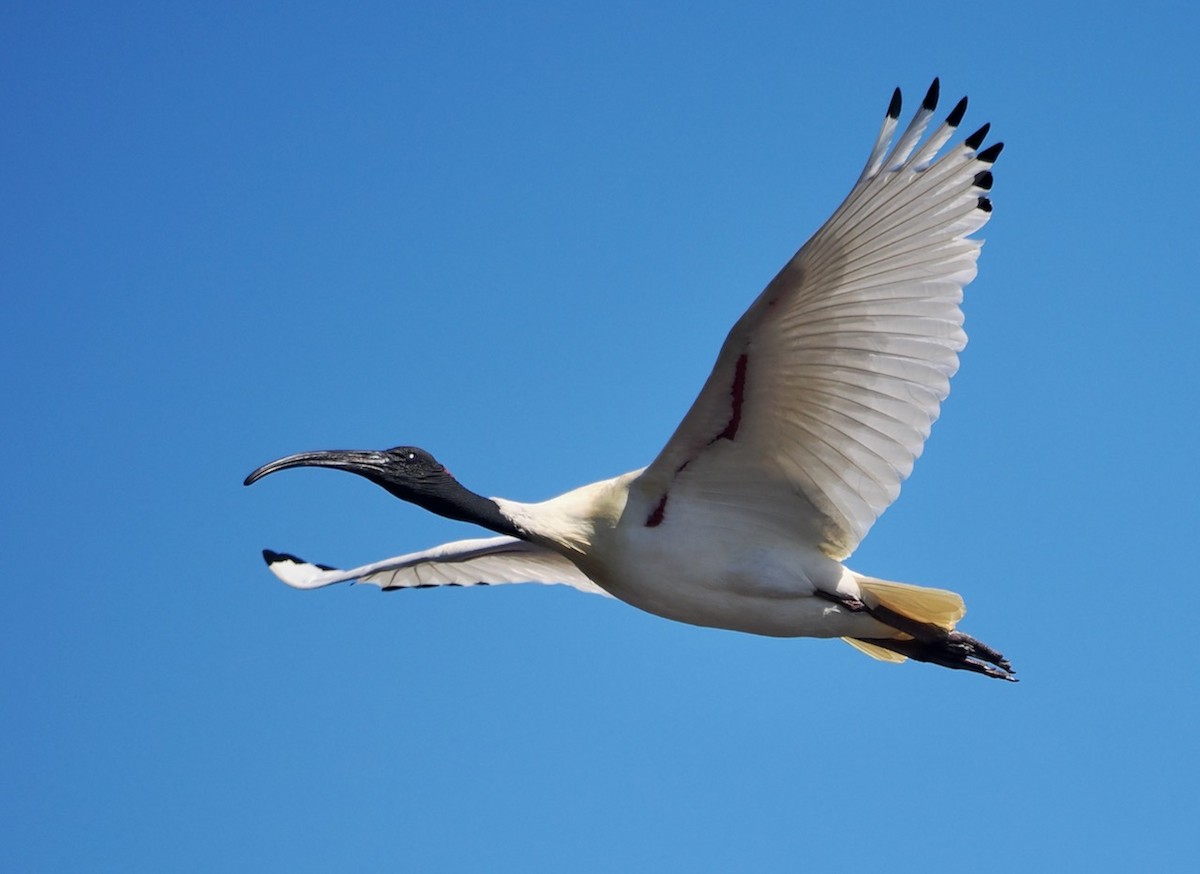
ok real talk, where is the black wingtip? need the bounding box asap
[973,169,994,190]
[946,95,967,128]
[922,78,939,112]
[262,549,335,571]
[976,141,1004,164]
[887,87,902,119]
[263,548,295,565]
[977,196,993,213]
[964,122,991,150]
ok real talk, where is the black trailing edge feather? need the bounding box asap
[973,170,994,190]
[977,196,993,213]
[946,96,968,128]
[384,581,490,591]
[964,123,991,150]
[976,142,1004,164]
[922,78,940,111]
[887,87,902,119]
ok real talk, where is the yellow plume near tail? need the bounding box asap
[843,637,908,663]
[842,574,967,662]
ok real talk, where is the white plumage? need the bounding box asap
[263,537,609,596]
[246,81,1013,679]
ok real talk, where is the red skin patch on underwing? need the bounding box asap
[646,493,668,527]
[649,354,748,528]
[713,353,748,442]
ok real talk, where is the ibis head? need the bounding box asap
[244,446,520,537]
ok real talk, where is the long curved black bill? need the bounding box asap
[243,450,387,486]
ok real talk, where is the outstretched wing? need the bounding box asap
[635,80,1000,561]
[262,536,612,596]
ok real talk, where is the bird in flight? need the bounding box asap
[246,79,1014,680]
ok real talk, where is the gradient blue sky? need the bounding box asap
[5,2,1198,871]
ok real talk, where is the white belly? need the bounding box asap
[500,468,895,640]
[579,510,892,640]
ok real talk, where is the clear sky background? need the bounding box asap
[4,2,1197,871]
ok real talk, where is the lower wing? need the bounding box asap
[261,535,612,596]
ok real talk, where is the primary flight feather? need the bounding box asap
[246,79,1014,680]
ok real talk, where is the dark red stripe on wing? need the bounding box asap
[646,354,749,528]
[713,353,748,443]
[646,493,668,527]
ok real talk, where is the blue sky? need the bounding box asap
[4,1,1198,870]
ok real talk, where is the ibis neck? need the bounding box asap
[386,480,523,540]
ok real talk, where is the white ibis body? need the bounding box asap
[246,81,1014,680]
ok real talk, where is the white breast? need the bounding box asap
[573,477,890,639]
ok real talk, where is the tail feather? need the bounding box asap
[842,573,967,663]
[842,637,908,663]
[855,574,965,631]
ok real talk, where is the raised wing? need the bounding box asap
[637,80,1000,560]
[262,536,612,596]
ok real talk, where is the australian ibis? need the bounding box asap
[246,80,1014,680]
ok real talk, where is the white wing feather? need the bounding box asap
[263,536,612,596]
[637,82,999,560]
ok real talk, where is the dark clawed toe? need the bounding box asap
[948,631,1014,673]
[834,591,1017,681]
[976,661,1019,682]
[854,629,1018,681]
